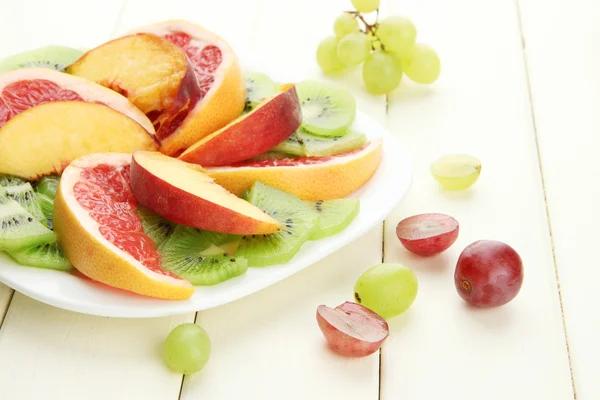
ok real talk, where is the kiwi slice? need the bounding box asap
[137,206,176,248]
[160,226,248,285]
[272,131,305,156]
[0,45,83,73]
[0,194,55,251]
[0,175,26,187]
[3,183,47,225]
[250,151,299,161]
[298,129,367,157]
[235,181,318,267]
[7,241,72,271]
[296,80,356,137]
[36,193,54,229]
[36,175,60,199]
[304,199,360,240]
[244,72,278,111]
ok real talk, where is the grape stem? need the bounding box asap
[344,9,385,51]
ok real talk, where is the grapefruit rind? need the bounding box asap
[126,20,246,156]
[53,153,194,300]
[205,139,383,200]
[0,68,155,134]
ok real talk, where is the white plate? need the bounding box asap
[0,77,412,319]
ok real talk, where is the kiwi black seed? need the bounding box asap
[234,181,319,267]
[136,206,176,249]
[244,71,279,112]
[159,226,248,285]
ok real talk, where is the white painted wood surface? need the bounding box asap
[0,0,594,398]
[519,0,600,398]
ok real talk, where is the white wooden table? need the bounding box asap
[0,0,595,398]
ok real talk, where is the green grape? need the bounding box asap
[377,16,417,55]
[404,43,441,84]
[334,13,359,38]
[337,32,371,66]
[362,50,402,94]
[351,0,380,13]
[430,154,481,190]
[354,263,418,319]
[163,323,211,375]
[316,36,346,74]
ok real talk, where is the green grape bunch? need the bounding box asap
[316,0,441,94]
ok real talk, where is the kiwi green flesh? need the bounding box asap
[160,226,248,285]
[36,193,54,229]
[0,195,55,251]
[235,181,318,267]
[298,130,367,157]
[137,206,176,248]
[272,131,305,156]
[244,71,278,112]
[296,80,356,137]
[3,183,47,226]
[0,175,26,187]
[304,199,360,240]
[0,45,84,73]
[7,241,72,271]
[36,175,60,199]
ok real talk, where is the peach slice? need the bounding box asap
[0,101,157,180]
[130,151,282,235]
[178,84,302,166]
[126,20,246,156]
[66,33,201,144]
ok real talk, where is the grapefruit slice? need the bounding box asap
[205,139,383,200]
[53,153,194,300]
[0,68,154,133]
[127,20,246,156]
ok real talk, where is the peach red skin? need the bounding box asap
[129,156,277,235]
[179,86,302,166]
[454,240,524,307]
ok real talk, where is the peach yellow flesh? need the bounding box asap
[205,139,383,200]
[66,33,192,118]
[130,151,282,234]
[0,101,157,180]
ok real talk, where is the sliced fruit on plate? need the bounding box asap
[304,199,360,240]
[137,206,176,248]
[0,101,157,180]
[273,129,367,157]
[130,151,282,235]
[244,72,278,111]
[126,20,246,155]
[160,225,248,285]
[296,80,356,137]
[235,181,318,267]
[0,67,154,132]
[7,241,72,271]
[0,193,55,252]
[53,153,194,300]
[2,182,47,225]
[178,84,302,166]
[0,45,83,73]
[205,139,383,200]
[66,33,199,147]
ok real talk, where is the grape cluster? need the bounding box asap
[316,0,441,95]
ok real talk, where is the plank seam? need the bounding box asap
[0,289,15,330]
[514,0,577,398]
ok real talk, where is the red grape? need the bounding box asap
[454,240,523,307]
[396,213,459,256]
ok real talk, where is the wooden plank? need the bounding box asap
[180,0,385,399]
[380,0,574,399]
[0,2,190,399]
[0,284,12,327]
[518,0,600,397]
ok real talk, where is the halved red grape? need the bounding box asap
[316,302,389,357]
[454,240,523,307]
[396,213,459,256]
